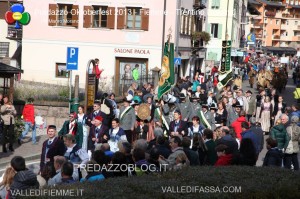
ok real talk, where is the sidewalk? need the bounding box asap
[0,129,48,169]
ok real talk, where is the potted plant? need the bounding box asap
[192,31,211,45]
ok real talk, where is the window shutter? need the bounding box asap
[83,6,92,28]
[107,7,115,29]
[141,8,149,31]
[211,0,215,8]
[207,23,211,35]
[72,5,79,28]
[48,4,57,26]
[117,7,126,29]
[218,24,222,39]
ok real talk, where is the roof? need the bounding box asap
[262,46,297,54]
[0,62,23,74]
[260,0,286,8]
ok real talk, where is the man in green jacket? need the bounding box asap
[58,112,83,148]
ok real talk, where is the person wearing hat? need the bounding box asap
[227,101,243,127]
[145,95,156,141]
[245,90,256,121]
[177,93,191,123]
[135,119,149,140]
[18,98,37,145]
[236,89,247,111]
[40,125,66,172]
[169,110,188,137]
[87,115,109,152]
[200,104,216,131]
[59,112,84,148]
[188,96,202,126]
[119,95,136,144]
[154,99,170,136]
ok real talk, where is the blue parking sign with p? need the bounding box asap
[66,47,79,70]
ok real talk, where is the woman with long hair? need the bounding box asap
[272,95,286,126]
[0,167,16,199]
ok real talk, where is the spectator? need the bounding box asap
[61,162,76,184]
[9,156,39,198]
[100,143,114,158]
[159,136,189,169]
[202,129,218,165]
[110,152,128,177]
[233,138,257,166]
[263,138,283,167]
[214,145,233,166]
[48,156,78,186]
[154,136,171,159]
[92,150,112,179]
[118,141,134,164]
[241,122,259,157]
[231,110,247,140]
[216,128,238,154]
[249,117,264,154]
[0,167,16,199]
[182,137,200,166]
[270,119,290,150]
[80,160,105,182]
[191,133,207,165]
[132,148,150,176]
[173,153,189,171]
[39,162,56,186]
[284,116,300,170]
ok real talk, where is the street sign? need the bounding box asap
[247,33,256,45]
[174,57,181,65]
[220,40,231,73]
[66,47,79,70]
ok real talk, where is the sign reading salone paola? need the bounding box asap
[5,4,31,29]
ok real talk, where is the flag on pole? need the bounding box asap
[157,42,175,100]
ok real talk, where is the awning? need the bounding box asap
[248,0,262,5]
[262,46,297,55]
[0,62,23,74]
[261,0,285,8]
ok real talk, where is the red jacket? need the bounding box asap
[214,154,233,166]
[22,104,35,124]
[231,116,247,140]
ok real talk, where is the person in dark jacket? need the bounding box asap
[182,137,200,166]
[233,138,257,166]
[155,136,171,159]
[249,117,264,154]
[60,162,76,184]
[270,120,290,150]
[263,137,283,167]
[9,156,39,198]
[80,160,105,182]
[216,128,238,154]
[202,129,218,165]
[241,122,259,156]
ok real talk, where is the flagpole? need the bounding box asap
[161,0,167,62]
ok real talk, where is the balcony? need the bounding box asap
[292,36,300,41]
[294,25,300,30]
[273,35,280,40]
[6,25,22,40]
[282,13,294,18]
[265,11,276,17]
[194,0,206,9]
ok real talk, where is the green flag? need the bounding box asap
[157,42,175,100]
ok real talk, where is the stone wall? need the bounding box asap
[35,105,69,130]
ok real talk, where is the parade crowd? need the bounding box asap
[1,55,300,198]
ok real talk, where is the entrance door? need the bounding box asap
[115,57,149,96]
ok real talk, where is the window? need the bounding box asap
[295,21,298,25]
[92,6,108,28]
[58,4,73,26]
[126,7,141,29]
[211,0,220,9]
[211,23,218,38]
[180,11,185,34]
[48,4,79,27]
[286,20,289,25]
[56,63,69,78]
[276,20,279,25]
[286,0,289,4]
[184,14,189,34]
[0,42,9,57]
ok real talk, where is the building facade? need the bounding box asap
[247,0,299,55]
[21,0,180,95]
[205,0,242,63]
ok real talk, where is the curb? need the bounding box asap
[0,153,41,169]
